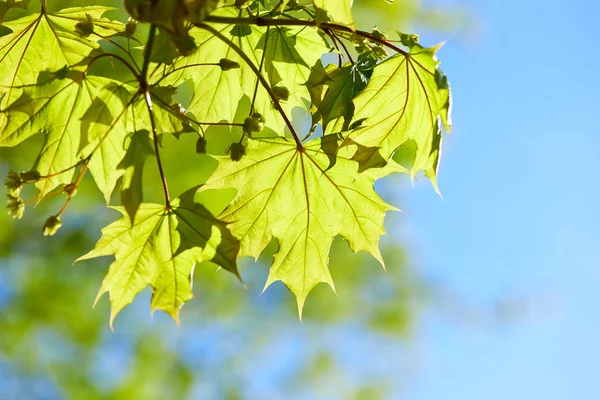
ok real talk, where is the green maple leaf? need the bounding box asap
[257,25,329,119]
[77,189,241,327]
[0,74,123,196]
[346,42,452,189]
[80,81,140,203]
[313,0,354,29]
[0,6,125,106]
[306,61,371,132]
[153,8,329,136]
[79,82,193,203]
[200,137,407,315]
[151,8,279,131]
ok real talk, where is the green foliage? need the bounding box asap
[0,0,451,324]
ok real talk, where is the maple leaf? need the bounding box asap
[346,41,452,189]
[0,74,124,197]
[0,6,125,106]
[77,189,241,327]
[200,137,407,315]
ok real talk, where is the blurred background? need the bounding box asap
[0,0,598,399]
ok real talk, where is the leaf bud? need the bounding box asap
[196,136,207,154]
[219,58,240,71]
[75,13,95,37]
[229,142,246,162]
[20,170,41,182]
[372,45,388,60]
[125,17,138,37]
[350,33,368,46]
[4,171,23,195]
[398,32,419,48]
[371,27,387,41]
[43,216,62,236]
[6,194,25,220]
[64,183,78,198]
[272,85,290,102]
[243,113,265,135]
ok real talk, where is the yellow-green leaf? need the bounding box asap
[200,137,406,315]
[77,190,240,327]
[347,43,452,189]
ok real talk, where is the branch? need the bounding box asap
[202,15,409,56]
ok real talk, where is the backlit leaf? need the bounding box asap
[77,189,240,326]
[200,137,407,314]
[347,42,452,189]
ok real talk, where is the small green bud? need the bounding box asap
[75,13,94,37]
[350,33,368,46]
[372,45,388,60]
[398,32,419,48]
[64,184,78,198]
[219,58,240,71]
[6,194,24,220]
[19,170,40,182]
[354,42,371,54]
[4,171,23,195]
[229,142,246,162]
[196,136,207,154]
[252,112,266,125]
[243,113,265,136]
[125,17,138,37]
[43,216,62,236]
[371,27,387,41]
[272,85,290,102]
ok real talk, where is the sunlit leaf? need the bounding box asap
[313,0,354,29]
[200,137,407,314]
[77,189,240,326]
[347,42,451,189]
[0,74,121,196]
[0,6,125,106]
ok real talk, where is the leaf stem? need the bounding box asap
[140,24,158,82]
[143,89,171,207]
[198,23,303,150]
[139,24,171,207]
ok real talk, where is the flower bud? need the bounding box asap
[64,184,78,198]
[6,194,24,220]
[219,58,240,71]
[196,136,207,154]
[373,45,388,60]
[272,85,290,102]
[4,171,23,196]
[243,113,265,136]
[126,17,138,37]
[19,170,40,182]
[371,27,387,41]
[75,13,94,37]
[43,216,62,236]
[229,142,246,162]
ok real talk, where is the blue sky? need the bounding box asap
[396,0,599,398]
